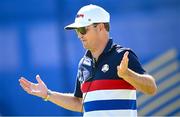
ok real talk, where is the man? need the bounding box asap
[19,4,157,117]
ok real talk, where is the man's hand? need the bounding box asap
[117,51,129,78]
[19,75,48,98]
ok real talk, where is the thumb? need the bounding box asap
[36,75,43,84]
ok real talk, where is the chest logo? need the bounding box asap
[101,64,109,73]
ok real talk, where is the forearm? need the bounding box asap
[122,68,157,95]
[47,91,83,112]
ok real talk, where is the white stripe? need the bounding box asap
[152,61,179,81]
[154,98,180,116]
[137,61,179,99]
[138,73,180,107]
[83,110,137,117]
[138,73,180,115]
[143,48,177,72]
[83,89,136,102]
[139,87,179,115]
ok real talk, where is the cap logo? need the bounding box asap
[76,14,84,18]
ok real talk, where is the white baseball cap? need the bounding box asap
[65,4,110,30]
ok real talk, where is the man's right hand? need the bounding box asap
[19,75,48,99]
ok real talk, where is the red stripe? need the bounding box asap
[81,79,135,93]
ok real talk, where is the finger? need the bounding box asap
[19,77,32,87]
[122,51,129,65]
[119,51,129,65]
[20,83,38,95]
[19,77,30,84]
[123,51,129,60]
[19,79,31,88]
[20,83,31,92]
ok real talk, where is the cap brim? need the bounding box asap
[64,22,91,30]
[64,23,78,30]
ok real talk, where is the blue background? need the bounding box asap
[0,0,179,116]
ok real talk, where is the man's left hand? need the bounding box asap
[117,51,129,78]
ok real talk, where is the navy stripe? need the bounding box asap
[84,99,136,112]
[167,107,180,116]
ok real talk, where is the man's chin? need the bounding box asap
[83,46,89,50]
[82,44,89,49]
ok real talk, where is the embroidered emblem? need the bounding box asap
[76,14,84,18]
[78,66,90,83]
[101,64,109,73]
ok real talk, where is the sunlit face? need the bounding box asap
[75,24,99,50]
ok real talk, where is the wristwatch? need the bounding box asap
[44,89,52,101]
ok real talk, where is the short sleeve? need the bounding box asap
[74,59,84,98]
[128,50,146,74]
[74,78,83,98]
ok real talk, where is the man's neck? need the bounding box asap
[91,38,109,61]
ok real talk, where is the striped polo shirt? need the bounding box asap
[74,39,145,117]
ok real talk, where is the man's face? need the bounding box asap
[75,24,99,50]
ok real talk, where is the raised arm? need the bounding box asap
[117,51,157,95]
[19,75,82,112]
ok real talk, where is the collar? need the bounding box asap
[85,39,114,58]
